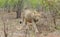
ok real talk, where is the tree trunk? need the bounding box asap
[16,9,21,18]
[16,0,24,18]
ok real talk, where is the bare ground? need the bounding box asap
[0,11,60,37]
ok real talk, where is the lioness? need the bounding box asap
[22,9,41,24]
[21,9,41,33]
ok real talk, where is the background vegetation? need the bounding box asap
[0,0,60,37]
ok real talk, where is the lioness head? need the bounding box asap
[33,10,41,22]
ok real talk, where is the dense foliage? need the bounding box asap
[0,0,60,15]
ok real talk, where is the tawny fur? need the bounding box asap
[21,9,41,33]
[22,9,41,24]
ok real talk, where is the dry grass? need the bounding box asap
[0,11,60,37]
